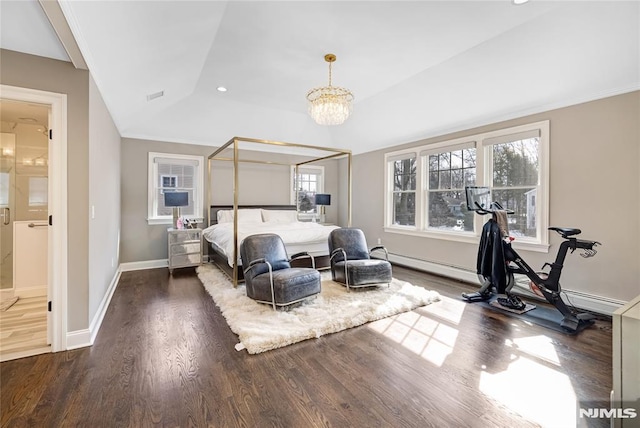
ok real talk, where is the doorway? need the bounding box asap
[0,84,68,361]
[0,100,50,359]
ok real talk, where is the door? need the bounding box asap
[0,132,16,290]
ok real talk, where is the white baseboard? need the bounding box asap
[119,259,167,272]
[389,253,624,316]
[88,269,121,345]
[66,329,91,350]
[65,268,122,350]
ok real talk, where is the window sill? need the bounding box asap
[384,226,550,253]
[148,218,173,226]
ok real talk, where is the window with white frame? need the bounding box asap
[291,165,324,219]
[384,121,549,249]
[148,152,204,225]
[389,154,416,226]
[484,129,542,240]
[423,143,476,232]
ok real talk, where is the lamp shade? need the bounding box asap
[164,191,189,207]
[315,194,331,206]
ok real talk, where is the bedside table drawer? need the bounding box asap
[170,242,201,256]
[169,230,201,244]
[170,253,201,267]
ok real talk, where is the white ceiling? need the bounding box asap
[2,1,639,154]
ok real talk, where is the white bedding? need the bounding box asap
[203,221,339,267]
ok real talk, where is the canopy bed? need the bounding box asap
[205,137,352,287]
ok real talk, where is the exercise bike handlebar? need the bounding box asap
[570,237,601,258]
[473,201,515,215]
[548,228,602,258]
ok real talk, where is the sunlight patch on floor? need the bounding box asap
[506,335,561,366]
[419,295,466,325]
[479,350,576,427]
[368,299,462,367]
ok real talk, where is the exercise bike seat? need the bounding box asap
[549,227,581,238]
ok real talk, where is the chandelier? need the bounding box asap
[306,54,354,126]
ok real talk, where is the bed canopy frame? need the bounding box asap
[207,136,352,287]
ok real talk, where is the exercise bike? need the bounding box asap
[462,186,601,333]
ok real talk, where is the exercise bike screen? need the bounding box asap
[465,186,491,211]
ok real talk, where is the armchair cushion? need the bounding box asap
[240,234,291,279]
[328,228,370,262]
[247,268,320,303]
[332,259,392,286]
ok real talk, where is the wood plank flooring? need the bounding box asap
[0,265,613,427]
[0,295,49,361]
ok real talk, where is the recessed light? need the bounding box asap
[513,0,529,4]
[217,86,227,92]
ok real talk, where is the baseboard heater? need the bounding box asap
[387,253,623,316]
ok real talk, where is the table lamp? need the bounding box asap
[164,191,189,228]
[315,193,331,223]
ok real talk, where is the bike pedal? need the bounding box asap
[497,295,526,311]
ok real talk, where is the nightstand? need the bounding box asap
[167,228,202,274]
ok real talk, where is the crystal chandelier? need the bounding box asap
[306,54,354,125]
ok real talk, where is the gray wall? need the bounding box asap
[88,74,121,321]
[1,48,91,331]
[120,137,341,263]
[350,91,640,303]
[120,138,213,263]
[210,155,341,223]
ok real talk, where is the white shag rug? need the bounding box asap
[197,264,440,354]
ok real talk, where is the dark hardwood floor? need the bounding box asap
[1,265,612,427]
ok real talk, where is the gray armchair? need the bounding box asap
[328,228,392,291]
[240,233,321,310]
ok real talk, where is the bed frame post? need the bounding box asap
[207,157,211,228]
[232,137,239,287]
[348,152,352,227]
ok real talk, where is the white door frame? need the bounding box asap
[0,84,68,352]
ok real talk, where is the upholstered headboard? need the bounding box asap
[209,205,296,226]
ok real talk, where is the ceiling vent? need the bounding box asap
[146,91,164,101]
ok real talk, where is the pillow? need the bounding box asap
[217,210,233,223]
[238,209,263,223]
[217,209,263,224]
[262,209,298,223]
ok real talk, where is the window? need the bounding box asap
[389,155,416,226]
[148,152,204,225]
[291,165,324,219]
[161,175,177,189]
[384,121,549,250]
[485,130,542,239]
[423,144,476,232]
